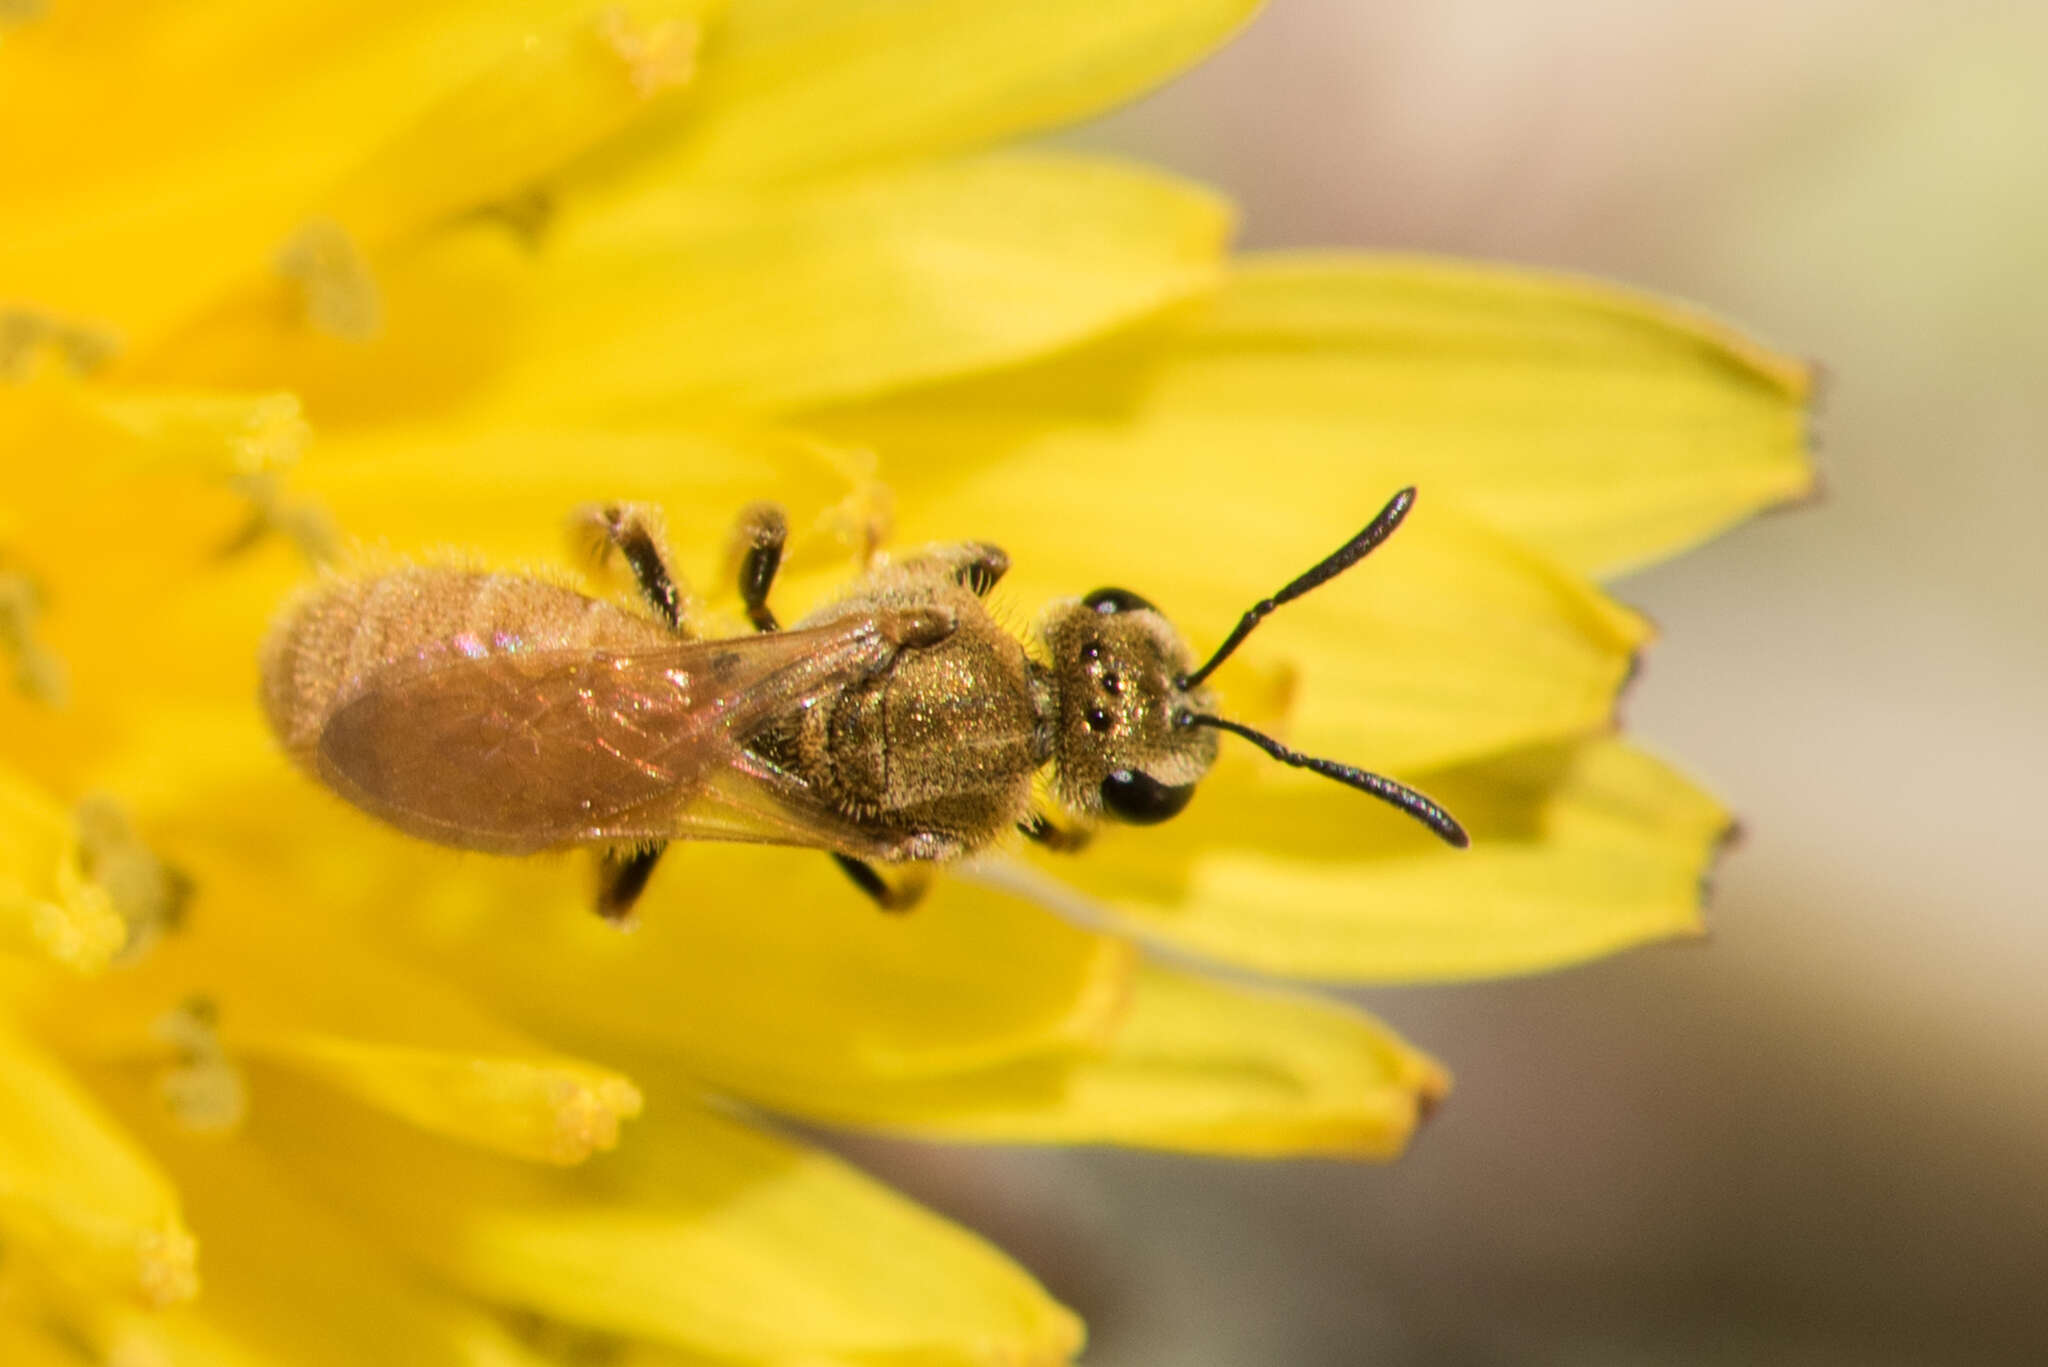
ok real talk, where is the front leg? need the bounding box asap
[893,541,1010,597]
[831,856,931,913]
[1018,808,1095,854]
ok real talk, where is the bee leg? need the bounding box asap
[830,854,931,913]
[896,543,1010,597]
[573,503,688,633]
[596,842,667,923]
[1018,809,1095,854]
[732,502,788,633]
[951,544,1009,596]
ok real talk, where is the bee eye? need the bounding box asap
[1085,707,1112,733]
[1083,587,1156,615]
[1099,769,1195,824]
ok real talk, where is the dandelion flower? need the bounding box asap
[0,2,1811,1362]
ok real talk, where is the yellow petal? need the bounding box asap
[299,421,884,598]
[0,1252,266,1367]
[33,794,644,1164]
[143,153,1232,424]
[390,841,1136,1097]
[88,1067,553,1367]
[885,466,1646,774]
[822,252,1815,579]
[0,1319,81,1367]
[0,379,310,714]
[0,379,311,593]
[0,764,126,973]
[602,0,1261,186]
[322,4,705,251]
[85,391,309,479]
[1,1,608,344]
[0,378,305,500]
[0,383,312,676]
[255,1080,1084,1365]
[727,959,1446,1160]
[0,1027,195,1306]
[249,1036,642,1166]
[95,1313,272,1367]
[0,379,316,786]
[1053,738,1730,981]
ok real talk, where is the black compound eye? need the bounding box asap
[1083,587,1157,615]
[1099,769,1195,825]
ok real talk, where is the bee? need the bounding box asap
[261,489,1467,921]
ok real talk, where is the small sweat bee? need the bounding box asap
[261,489,1466,920]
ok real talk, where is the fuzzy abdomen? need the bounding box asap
[260,567,674,757]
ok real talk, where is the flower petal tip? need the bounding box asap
[1800,354,1833,407]
[1765,446,1829,518]
[1026,1304,1089,1367]
[276,220,383,342]
[1777,354,1827,509]
[1694,818,1746,920]
[228,394,311,475]
[597,10,699,99]
[1610,646,1648,731]
[543,1074,646,1164]
[1412,1070,1452,1132]
[136,1226,200,1308]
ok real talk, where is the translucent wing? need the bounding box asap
[314,619,896,855]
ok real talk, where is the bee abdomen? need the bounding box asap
[259,567,669,756]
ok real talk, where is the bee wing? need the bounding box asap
[313,618,899,855]
[587,748,907,858]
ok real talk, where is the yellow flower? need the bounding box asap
[0,2,1812,1363]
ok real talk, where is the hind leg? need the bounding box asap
[730,502,789,633]
[571,503,689,633]
[572,502,688,923]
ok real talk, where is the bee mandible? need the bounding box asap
[261,489,1467,921]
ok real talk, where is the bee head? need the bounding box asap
[1035,489,1472,847]
[1040,587,1219,824]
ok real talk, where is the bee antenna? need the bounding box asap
[1178,487,1418,691]
[1181,712,1470,848]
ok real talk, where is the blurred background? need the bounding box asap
[844,4,2048,1364]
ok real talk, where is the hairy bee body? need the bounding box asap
[259,493,1463,918]
[260,551,1098,874]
